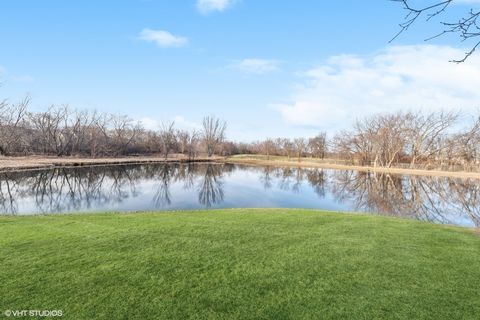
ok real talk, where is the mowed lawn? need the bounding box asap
[1,209,480,319]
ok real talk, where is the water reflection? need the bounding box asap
[329,170,480,227]
[0,163,479,227]
[198,164,225,207]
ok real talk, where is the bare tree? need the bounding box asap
[159,121,176,160]
[202,116,226,157]
[333,126,375,166]
[405,111,458,167]
[392,0,480,62]
[308,132,328,159]
[185,130,200,161]
[87,112,110,158]
[67,109,96,156]
[281,138,295,160]
[455,114,480,168]
[332,131,356,164]
[262,138,275,160]
[177,130,190,155]
[333,113,408,167]
[109,114,141,156]
[0,96,29,156]
[293,138,307,162]
[365,113,407,168]
[29,105,71,156]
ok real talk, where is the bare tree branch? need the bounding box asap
[392,0,480,62]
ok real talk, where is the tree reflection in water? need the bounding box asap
[152,164,174,207]
[259,166,325,196]
[330,170,480,227]
[150,163,225,208]
[0,163,479,227]
[197,164,225,207]
[307,169,326,198]
[0,166,142,214]
[0,163,229,214]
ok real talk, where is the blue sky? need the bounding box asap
[1,0,480,141]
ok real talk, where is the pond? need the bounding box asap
[0,163,479,227]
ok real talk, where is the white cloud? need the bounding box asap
[228,59,281,75]
[275,45,480,131]
[139,116,201,131]
[138,29,188,48]
[173,116,202,130]
[197,0,237,14]
[139,117,160,131]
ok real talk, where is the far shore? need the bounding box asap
[223,156,480,180]
[0,155,222,173]
[1,155,480,179]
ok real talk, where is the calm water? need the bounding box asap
[0,163,479,227]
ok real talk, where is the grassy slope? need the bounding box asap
[1,209,479,320]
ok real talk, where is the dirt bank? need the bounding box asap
[0,156,222,173]
[2,155,480,179]
[223,157,480,180]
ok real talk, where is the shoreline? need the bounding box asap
[2,208,477,230]
[1,155,479,179]
[0,156,222,173]
[0,208,474,230]
[223,157,480,180]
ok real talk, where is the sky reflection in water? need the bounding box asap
[0,163,478,227]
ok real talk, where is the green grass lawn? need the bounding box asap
[1,209,479,319]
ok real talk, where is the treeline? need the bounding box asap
[234,111,480,170]
[232,133,327,161]
[0,97,226,158]
[2,96,480,170]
